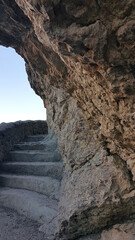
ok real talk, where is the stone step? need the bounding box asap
[9,150,61,162]
[25,135,46,142]
[0,162,63,180]
[14,142,46,150]
[0,174,60,200]
[0,187,57,223]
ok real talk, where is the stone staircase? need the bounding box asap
[0,133,63,238]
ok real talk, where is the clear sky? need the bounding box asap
[0,46,46,123]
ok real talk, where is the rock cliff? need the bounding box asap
[0,0,135,239]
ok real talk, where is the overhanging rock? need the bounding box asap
[0,1,135,239]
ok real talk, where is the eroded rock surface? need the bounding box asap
[0,0,135,239]
[79,219,135,240]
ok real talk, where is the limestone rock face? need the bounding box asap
[79,220,135,240]
[0,0,135,239]
[100,221,135,240]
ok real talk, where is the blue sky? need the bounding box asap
[0,46,46,123]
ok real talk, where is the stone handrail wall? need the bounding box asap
[0,120,48,162]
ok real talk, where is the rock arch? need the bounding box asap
[0,0,135,239]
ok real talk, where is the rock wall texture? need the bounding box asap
[0,120,47,162]
[0,0,135,239]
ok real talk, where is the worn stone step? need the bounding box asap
[9,150,61,162]
[0,174,60,200]
[14,142,46,150]
[0,162,63,180]
[25,135,46,142]
[0,187,57,223]
[14,141,57,151]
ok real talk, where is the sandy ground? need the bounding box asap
[0,207,45,240]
